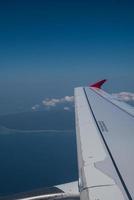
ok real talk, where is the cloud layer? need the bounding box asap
[31,92,134,111]
[42,96,74,108]
[31,104,40,111]
[112,92,134,102]
[32,96,74,111]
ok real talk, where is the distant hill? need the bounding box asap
[0,110,75,131]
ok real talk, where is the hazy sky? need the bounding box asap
[0,0,134,113]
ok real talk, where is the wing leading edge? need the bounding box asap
[74,83,134,200]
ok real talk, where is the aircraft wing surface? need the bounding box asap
[2,80,134,200]
[75,82,134,200]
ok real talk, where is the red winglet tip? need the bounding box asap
[90,79,107,89]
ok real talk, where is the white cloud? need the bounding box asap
[112,92,134,102]
[42,98,60,107]
[64,106,70,111]
[32,104,40,111]
[42,96,74,108]
[32,92,134,111]
[64,96,74,102]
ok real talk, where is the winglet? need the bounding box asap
[90,79,107,89]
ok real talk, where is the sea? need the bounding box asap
[0,110,78,198]
[0,101,133,198]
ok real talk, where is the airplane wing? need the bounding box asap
[74,80,134,200]
[1,181,79,200]
[2,80,134,200]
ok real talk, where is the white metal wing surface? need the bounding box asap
[2,80,134,200]
[75,80,134,200]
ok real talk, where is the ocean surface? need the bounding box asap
[0,131,78,197]
[0,101,133,198]
[0,111,78,198]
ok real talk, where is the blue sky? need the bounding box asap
[0,0,134,113]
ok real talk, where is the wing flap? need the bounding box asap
[89,185,125,200]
